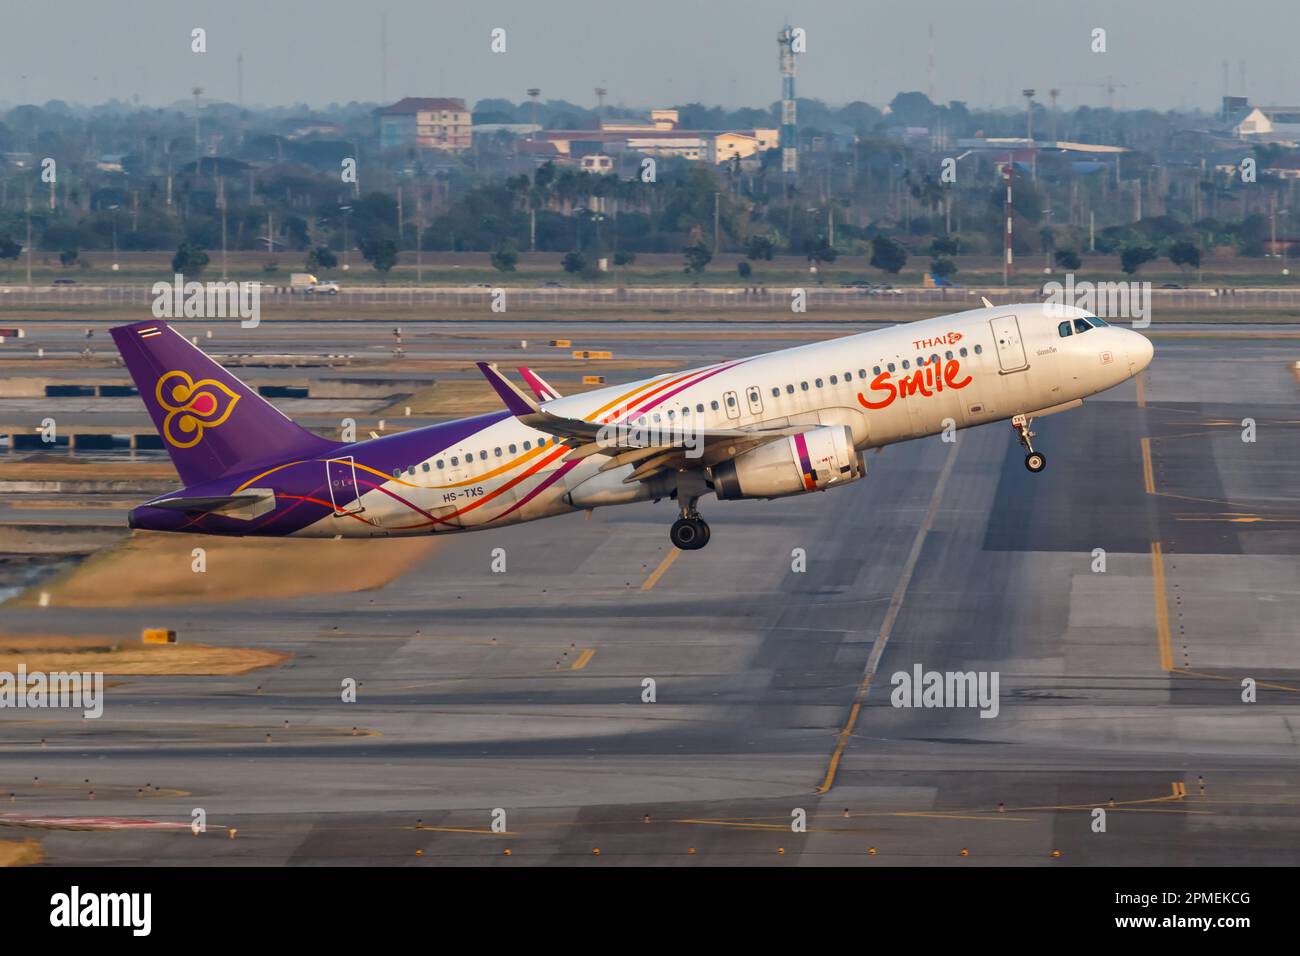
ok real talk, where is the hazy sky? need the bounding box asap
[3,0,1296,113]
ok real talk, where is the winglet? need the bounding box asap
[517,366,562,401]
[476,362,540,416]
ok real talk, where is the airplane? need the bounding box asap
[110,302,1153,550]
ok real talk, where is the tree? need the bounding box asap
[1054,248,1081,271]
[0,237,21,261]
[561,251,586,274]
[682,242,712,274]
[746,235,775,261]
[737,260,752,279]
[869,235,908,275]
[360,236,398,274]
[1120,244,1157,275]
[930,256,957,280]
[612,249,636,267]
[804,236,838,265]
[929,236,959,257]
[307,246,338,271]
[1168,240,1201,273]
[491,242,519,272]
[59,249,79,268]
[171,242,209,277]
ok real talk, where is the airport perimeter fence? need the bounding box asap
[3,285,1300,311]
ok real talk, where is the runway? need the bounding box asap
[1,323,1298,865]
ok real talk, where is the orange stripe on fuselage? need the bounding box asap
[353,440,550,491]
[583,374,677,422]
[593,366,717,423]
[384,444,571,530]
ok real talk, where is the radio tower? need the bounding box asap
[778,26,798,187]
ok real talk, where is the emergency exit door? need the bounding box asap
[989,314,1028,372]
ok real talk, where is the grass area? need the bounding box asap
[0,839,43,867]
[5,250,1300,289]
[5,532,437,607]
[0,633,287,675]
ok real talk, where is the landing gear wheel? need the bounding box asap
[1025,451,1047,473]
[670,516,710,550]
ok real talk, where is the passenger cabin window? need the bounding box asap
[873,366,881,376]
[726,395,736,406]
[710,400,720,410]
[800,382,809,391]
[771,387,780,397]
[829,375,838,385]
[696,403,704,413]
[451,456,459,466]
[974,345,983,354]
[815,378,823,388]
[422,462,430,472]
[887,363,896,372]
[902,360,910,370]
[959,348,968,357]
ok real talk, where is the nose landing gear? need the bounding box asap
[1012,414,1047,473]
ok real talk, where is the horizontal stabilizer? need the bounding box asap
[146,488,276,520]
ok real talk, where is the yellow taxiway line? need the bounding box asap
[641,549,681,591]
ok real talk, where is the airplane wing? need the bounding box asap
[476,362,806,480]
[517,367,562,401]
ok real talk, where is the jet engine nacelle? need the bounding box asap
[712,425,864,501]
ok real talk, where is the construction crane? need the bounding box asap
[1065,76,1128,111]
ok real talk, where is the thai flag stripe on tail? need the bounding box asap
[137,327,163,338]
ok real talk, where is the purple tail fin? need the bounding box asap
[110,320,339,486]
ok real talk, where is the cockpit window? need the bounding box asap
[1058,320,1073,338]
[1085,315,1108,328]
[1073,318,1092,334]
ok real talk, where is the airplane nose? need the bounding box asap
[1128,332,1154,373]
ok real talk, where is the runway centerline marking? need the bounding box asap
[1140,437,1155,495]
[815,440,960,794]
[641,549,681,591]
[1151,543,1174,672]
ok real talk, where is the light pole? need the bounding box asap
[339,205,352,271]
[527,88,541,136]
[1022,88,1036,140]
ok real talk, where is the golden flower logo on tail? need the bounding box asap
[156,370,241,448]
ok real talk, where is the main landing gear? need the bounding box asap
[1012,414,1047,474]
[669,493,711,550]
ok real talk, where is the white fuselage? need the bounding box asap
[310,303,1152,537]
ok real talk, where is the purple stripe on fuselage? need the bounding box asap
[616,362,744,423]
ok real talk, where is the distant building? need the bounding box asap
[379,97,472,152]
[579,154,616,175]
